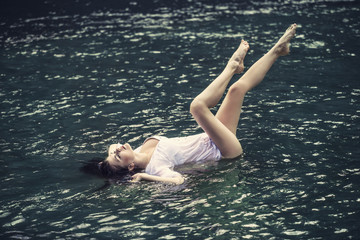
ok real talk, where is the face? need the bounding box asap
[106,143,135,170]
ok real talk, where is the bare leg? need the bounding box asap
[216,23,297,134]
[191,24,297,158]
[193,40,250,108]
[190,40,250,158]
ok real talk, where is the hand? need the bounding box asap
[131,173,144,182]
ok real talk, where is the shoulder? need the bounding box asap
[141,137,160,151]
[140,135,168,152]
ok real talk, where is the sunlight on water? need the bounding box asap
[1,0,359,239]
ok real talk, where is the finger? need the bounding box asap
[131,177,140,182]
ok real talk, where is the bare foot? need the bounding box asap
[272,23,297,56]
[228,39,250,74]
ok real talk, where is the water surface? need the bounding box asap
[1,0,359,239]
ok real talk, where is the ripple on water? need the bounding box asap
[1,0,360,239]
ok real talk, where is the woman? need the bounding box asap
[99,24,297,184]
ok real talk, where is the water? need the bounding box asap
[1,0,359,239]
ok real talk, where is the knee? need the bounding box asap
[228,81,249,96]
[190,98,207,116]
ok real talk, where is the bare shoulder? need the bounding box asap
[140,138,159,153]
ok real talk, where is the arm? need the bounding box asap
[132,173,184,185]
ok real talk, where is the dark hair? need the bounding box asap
[80,157,140,187]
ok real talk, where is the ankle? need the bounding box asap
[224,65,237,75]
[226,61,244,74]
[266,48,281,60]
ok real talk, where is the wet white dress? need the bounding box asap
[134,133,222,178]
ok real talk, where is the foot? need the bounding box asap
[272,23,297,56]
[227,39,250,74]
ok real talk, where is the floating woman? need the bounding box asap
[97,24,297,184]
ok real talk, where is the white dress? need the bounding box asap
[135,133,222,178]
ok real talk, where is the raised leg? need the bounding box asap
[191,24,297,158]
[190,40,250,158]
[192,40,250,109]
[216,23,297,135]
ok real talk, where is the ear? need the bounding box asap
[128,162,135,172]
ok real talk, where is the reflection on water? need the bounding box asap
[1,0,359,239]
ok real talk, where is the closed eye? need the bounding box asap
[115,153,121,162]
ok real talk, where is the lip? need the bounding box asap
[116,143,127,150]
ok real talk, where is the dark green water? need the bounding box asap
[1,0,359,239]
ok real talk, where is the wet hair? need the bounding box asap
[98,159,127,178]
[80,157,141,188]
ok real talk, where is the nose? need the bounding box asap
[115,143,127,154]
[109,144,120,155]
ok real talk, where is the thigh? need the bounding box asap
[215,82,247,135]
[194,107,243,158]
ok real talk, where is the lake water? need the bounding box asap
[1,0,359,239]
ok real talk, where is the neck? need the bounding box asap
[133,151,150,169]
